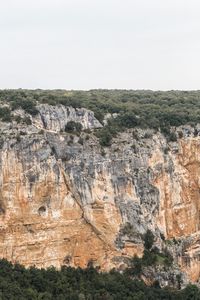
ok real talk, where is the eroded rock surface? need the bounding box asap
[1,106,200,286]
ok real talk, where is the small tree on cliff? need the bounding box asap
[144,229,154,250]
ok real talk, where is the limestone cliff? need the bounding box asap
[1,104,200,285]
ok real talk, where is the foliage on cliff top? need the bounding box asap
[0,258,199,300]
[1,89,200,145]
[1,89,200,126]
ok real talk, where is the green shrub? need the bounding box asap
[122,222,134,236]
[143,230,154,250]
[117,112,140,129]
[163,147,170,154]
[130,255,142,276]
[0,107,11,122]
[65,121,82,133]
[96,128,112,147]
[168,132,177,142]
[23,117,32,125]
[14,115,22,123]
[11,98,38,116]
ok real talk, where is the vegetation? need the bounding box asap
[0,259,199,299]
[128,230,173,277]
[144,229,154,250]
[0,89,200,144]
[0,107,11,122]
[95,128,113,147]
[65,121,82,134]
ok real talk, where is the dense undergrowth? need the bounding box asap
[0,89,200,145]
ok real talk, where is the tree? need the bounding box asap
[65,121,82,133]
[144,230,154,250]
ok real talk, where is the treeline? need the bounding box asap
[1,89,200,145]
[0,230,197,299]
[1,89,200,124]
[0,258,199,300]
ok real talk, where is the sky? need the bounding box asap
[0,0,200,90]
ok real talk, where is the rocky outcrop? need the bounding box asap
[1,105,200,286]
[34,104,102,132]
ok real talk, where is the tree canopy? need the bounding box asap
[0,258,199,299]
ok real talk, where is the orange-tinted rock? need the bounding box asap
[1,123,200,283]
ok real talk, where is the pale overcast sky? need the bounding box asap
[0,0,200,90]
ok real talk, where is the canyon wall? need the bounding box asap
[0,104,200,284]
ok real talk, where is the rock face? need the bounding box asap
[1,105,200,285]
[34,104,103,132]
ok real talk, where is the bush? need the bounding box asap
[0,107,11,122]
[117,113,140,128]
[122,222,135,236]
[23,117,32,125]
[143,230,154,250]
[96,129,112,147]
[65,121,82,133]
[142,249,157,266]
[11,98,38,116]
[130,256,142,276]
[128,229,173,277]
[168,132,177,142]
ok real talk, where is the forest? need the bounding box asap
[0,258,199,300]
[0,89,200,146]
[0,230,199,299]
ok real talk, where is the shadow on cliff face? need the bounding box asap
[0,192,5,215]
